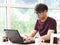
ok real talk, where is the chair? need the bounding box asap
[50,33,60,44]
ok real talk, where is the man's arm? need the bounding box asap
[29,30,38,37]
[24,30,37,41]
[40,30,55,41]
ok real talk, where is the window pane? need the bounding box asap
[11,8,36,34]
[0,0,6,4]
[10,0,38,5]
[48,10,60,32]
[57,21,60,33]
[44,0,60,7]
[0,8,6,34]
[48,10,60,20]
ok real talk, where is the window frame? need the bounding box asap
[0,0,60,32]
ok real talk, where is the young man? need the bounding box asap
[24,3,57,44]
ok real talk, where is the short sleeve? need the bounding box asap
[49,20,57,30]
[34,20,38,31]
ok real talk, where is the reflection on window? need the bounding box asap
[0,8,6,34]
[0,0,6,4]
[11,8,36,34]
[44,0,60,7]
[10,0,38,5]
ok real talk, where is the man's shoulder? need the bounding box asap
[48,17,56,22]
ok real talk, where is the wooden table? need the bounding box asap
[0,41,58,45]
[12,43,57,45]
[11,43,58,45]
[0,40,58,45]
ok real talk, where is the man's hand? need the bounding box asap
[22,35,34,42]
[26,36,34,42]
[21,30,37,41]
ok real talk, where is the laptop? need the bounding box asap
[4,29,35,44]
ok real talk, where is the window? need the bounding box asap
[0,0,60,35]
[10,8,36,34]
[0,8,6,34]
[0,0,6,4]
[0,0,38,35]
[10,0,38,5]
[44,0,60,7]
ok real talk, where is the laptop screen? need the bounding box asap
[4,29,24,43]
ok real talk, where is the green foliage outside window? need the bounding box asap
[11,8,36,34]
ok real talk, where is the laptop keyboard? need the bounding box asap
[24,40,31,43]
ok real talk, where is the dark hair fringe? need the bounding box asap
[35,3,48,13]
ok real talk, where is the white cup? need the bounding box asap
[35,37,44,45]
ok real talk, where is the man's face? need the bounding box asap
[36,10,47,20]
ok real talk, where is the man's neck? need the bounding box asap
[41,16,48,22]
